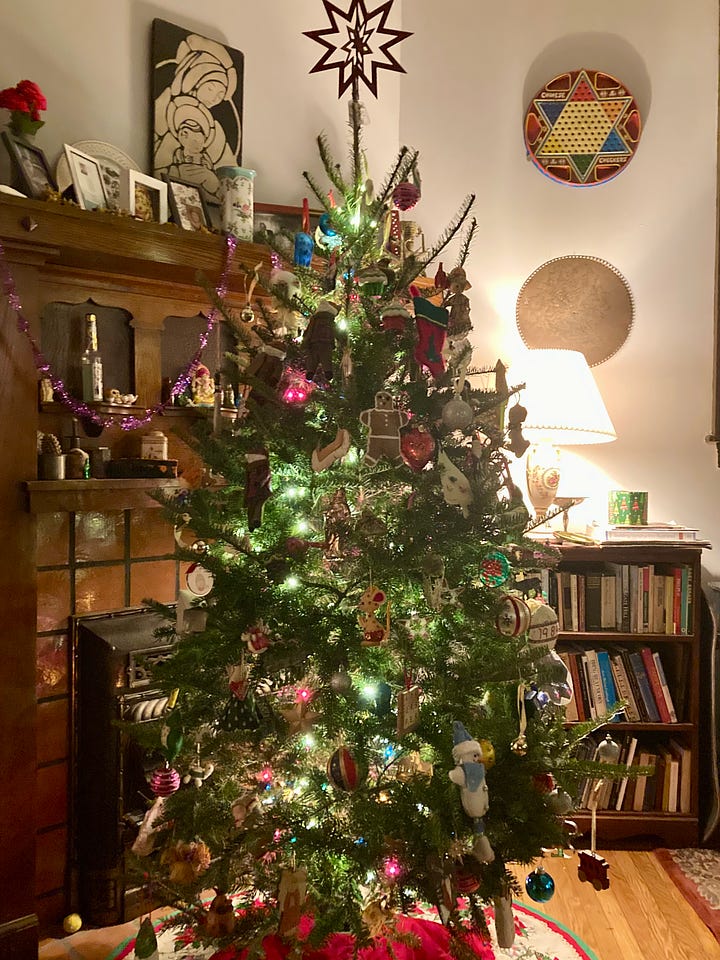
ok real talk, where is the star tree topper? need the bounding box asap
[304,0,412,99]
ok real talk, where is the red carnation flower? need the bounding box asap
[0,79,47,120]
[0,88,29,113]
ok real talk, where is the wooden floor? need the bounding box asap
[509,850,720,960]
[39,851,720,960]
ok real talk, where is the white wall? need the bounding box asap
[401,1,720,575]
[1,1,719,572]
[0,0,401,204]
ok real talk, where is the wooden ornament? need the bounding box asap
[396,685,421,736]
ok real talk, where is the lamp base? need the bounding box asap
[526,443,561,521]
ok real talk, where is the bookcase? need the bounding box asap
[549,542,702,847]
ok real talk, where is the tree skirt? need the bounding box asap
[107,901,598,960]
[656,848,720,941]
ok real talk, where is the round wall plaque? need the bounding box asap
[524,69,641,186]
[516,255,633,366]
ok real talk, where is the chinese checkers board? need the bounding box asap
[524,69,641,186]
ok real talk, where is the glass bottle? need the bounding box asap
[81,313,104,402]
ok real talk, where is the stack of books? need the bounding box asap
[558,644,685,724]
[600,522,709,546]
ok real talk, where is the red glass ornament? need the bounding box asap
[393,181,421,211]
[327,746,359,791]
[150,764,181,797]
[400,425,435,472]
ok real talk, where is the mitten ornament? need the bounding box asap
[302,300,338,380]
[360,390,409,466]
[412,297,449,379]
[245,448,271,531]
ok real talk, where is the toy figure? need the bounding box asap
[191,363,215,406]
[449,720,495,863]
[302,300,338,380]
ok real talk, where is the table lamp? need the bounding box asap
[512,349,616,524]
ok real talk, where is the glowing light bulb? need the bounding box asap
[303,733,316,749]
[296,687,312,703]
[362,684,378,700]
[296,520,309,533]
[383,856,403,881]
[285,576,300,589]
[336,318,348,331]
[259,766,273,783]
[286,486,299,499]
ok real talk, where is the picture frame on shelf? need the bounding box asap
[166,175,210,231]
[120,169,168,223]
[2,131,56,199]
[64,143,108,210]
[253,203,323,255]
[205,200,222,232]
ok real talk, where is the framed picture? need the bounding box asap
[120,170,168,223]
[151,18,244,205]
[253,203,322,253]
[2,132,56,199]
[166,176,210,231]
[205,200,222,231]
[64,143,108,210]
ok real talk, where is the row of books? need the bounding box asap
[548,563,693,635]
[558,645,682,724]
[574,733,691,814]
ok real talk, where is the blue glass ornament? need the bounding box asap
[525,866,555,902]
[318,212,337,236]
[294,231,314,267]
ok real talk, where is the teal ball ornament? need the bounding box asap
[525,866,555,902]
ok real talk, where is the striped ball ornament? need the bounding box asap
[495,594,532,637]
[327,746,359,792]
[150,764,181,797]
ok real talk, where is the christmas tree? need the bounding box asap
[127,7,619,956]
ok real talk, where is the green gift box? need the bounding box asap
[608,490,648,525]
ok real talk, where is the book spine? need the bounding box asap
[584,650,606,717]
[680,566,690,635]
[632,751,651,812]
[629,566,639,633]
[558,652,579,721]
[664,575,675,635]
[652,651,678,722]
[620,648,649,721]
[609,653,639,721]
[567,652,587,721]
[596,650,620,720]
[629,650,661,722]
[585,573,602,631]
[580,654,597,719]
[614,736,638,811]
[651,574,665,634]
[640,647,672,722]
[561,572,573,633]
[620,565,630,632]
[601,576,616,630]
[570,574,579,632]
[672,567,682,634]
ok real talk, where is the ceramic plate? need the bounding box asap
[56,140,141,210]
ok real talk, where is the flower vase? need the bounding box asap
[216,166,256,240]
[8,111,44,139]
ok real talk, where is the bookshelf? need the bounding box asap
[550,542,702,847]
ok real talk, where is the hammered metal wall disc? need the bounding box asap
[516,255,633,366]
[524,69,641,186]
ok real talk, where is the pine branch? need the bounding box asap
[375,147,419,207]
[303,170,335,212]
[419,194,476,268]
[315,132,350,195]
[456,216,478,268]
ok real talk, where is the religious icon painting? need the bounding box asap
[524,69,641,186]
[151,18,244,203]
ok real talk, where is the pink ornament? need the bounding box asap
[150,765,181,797]
[393,181,421,211]
[383,856,403,881]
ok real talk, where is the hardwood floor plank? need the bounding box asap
[510,851,720,960]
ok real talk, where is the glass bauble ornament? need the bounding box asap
[327,746,359,791]
[393,181,421,211]
[150,764,181,797]
[441,395,473,430]
[400,425,435,472]
[525,865,555,902]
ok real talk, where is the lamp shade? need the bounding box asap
[511,349,616,445]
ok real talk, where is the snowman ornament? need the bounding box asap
[449,720,495,863]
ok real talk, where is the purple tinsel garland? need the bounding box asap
[0,233,238,430]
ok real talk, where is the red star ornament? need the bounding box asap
[304,0,412,99]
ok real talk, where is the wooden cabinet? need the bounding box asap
[550,543,702,847]
[0,193,276,950]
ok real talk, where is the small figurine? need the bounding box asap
[302,300,338,380]
[357,583,391,646]
[359,390,409,466]
[577,850,611,890]
[449,720,495,863]
[244,448,271,531]
[191,363,215,407]
[506,401,530,457]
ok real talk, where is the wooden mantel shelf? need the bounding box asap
[0,193,273,293]
[24,478,181,513]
